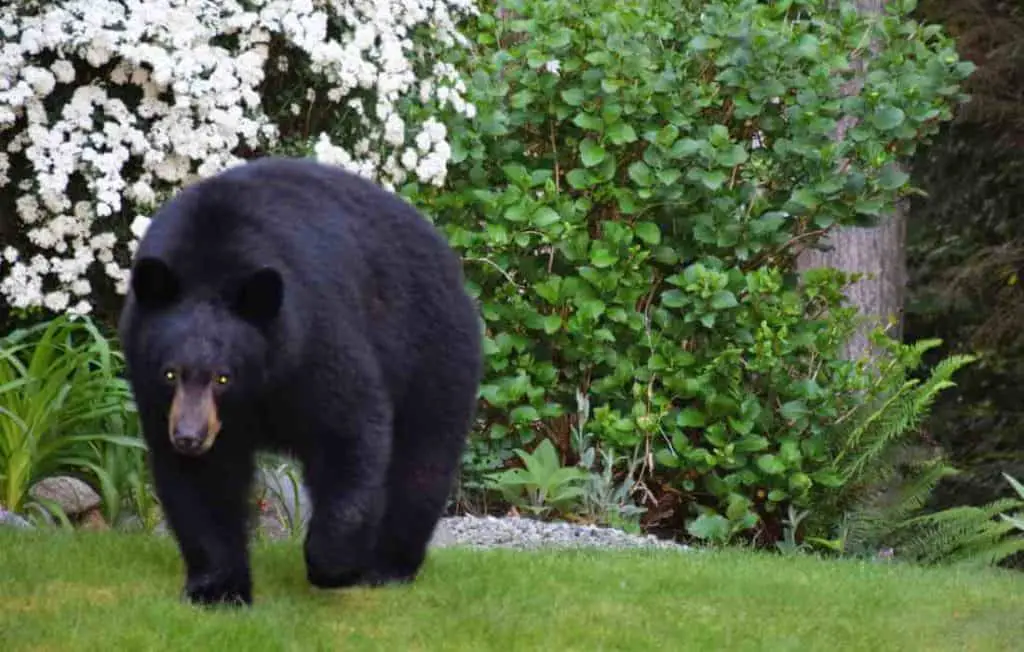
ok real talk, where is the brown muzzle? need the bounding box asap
[168,383,222,456]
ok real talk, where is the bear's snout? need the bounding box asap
[168,383,222,456]
[172,424,209,455]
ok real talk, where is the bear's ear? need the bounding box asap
[131,257,180,309]
[233,267,283,325]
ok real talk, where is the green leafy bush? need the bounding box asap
[405,0,973,539]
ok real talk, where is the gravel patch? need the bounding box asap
[429,515,689,552]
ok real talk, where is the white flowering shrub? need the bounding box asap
[0,0,477,319]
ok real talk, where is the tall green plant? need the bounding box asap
[86,410,160,531]
[861,470,1024,569]
[789,335,975,552]
[0,316,143,516]
[406,0,974,539]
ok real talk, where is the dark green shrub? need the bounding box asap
[401,0,973,540]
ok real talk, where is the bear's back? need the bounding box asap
[127,157,473,392]
[137,158,444,288]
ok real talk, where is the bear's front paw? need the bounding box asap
[184,570,252,607]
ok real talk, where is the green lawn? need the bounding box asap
[1,529,1022,651]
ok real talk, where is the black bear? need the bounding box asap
[118,156,482,606]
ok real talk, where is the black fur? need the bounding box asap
[118,157,483,606]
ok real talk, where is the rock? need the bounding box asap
[29,476,101,516]
[0,508,33,529]
[78,507,109,531]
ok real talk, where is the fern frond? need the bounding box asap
[834,379,918,462]
[831,354,976,485]
[876,460,958,525]
[888,497,1024,566]
[900,497,1024,528]
[807,346,995,566]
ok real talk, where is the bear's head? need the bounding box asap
[128,256,284,457]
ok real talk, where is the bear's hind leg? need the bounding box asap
[368,385,477,586]
[300,400,393,590]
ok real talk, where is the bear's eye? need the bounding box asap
[216,374,230,386]
[163,369,177,383]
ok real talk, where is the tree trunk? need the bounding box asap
[796,0,907,361]
[797,207,907,360]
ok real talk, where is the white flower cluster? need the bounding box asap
[0,0,477,316]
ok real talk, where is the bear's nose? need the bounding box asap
[172,428,207,455]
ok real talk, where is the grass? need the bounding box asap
[1,530,1023,651]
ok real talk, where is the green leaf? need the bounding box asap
[671,139,703,158]
[779,400,808,421]
[590,248,618,268]
[561,88,585,106]
[634,222,661,245]
[877,164,909,190]
[628,161,654,187]
[654,246,680,265]
[566,168,590,189]
[577,298,606,320]
[542,314,562,334]
[580,139,606,167]
[689,35,722,52]
[510,405,540,424]
[657,169,681,186]
[655,124,680,147]
[752,211,788,234]
[734,435,770,453]
[501,164,530,186]
[534,278,561,303]
[548,28,572,50]
[716,145,748,167]
[601,103,623,124]
[607,122,638,144]
[697,169,727,190]
[871,106,906,131]
[687,513,732,542]
[811,470,844,488]
[656,448,680,468]
[789,473,812,492]
[509,90,534,109]
[504,204,529,223]
[725,494,753,521]
[790,188,819,210]
[677,407,706,427]
[661,289,686,308]
[757,454,786,475]
[573,112,604,131]
[710,290,738,310]
[854,198,885,216]
[532,207,561,227]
